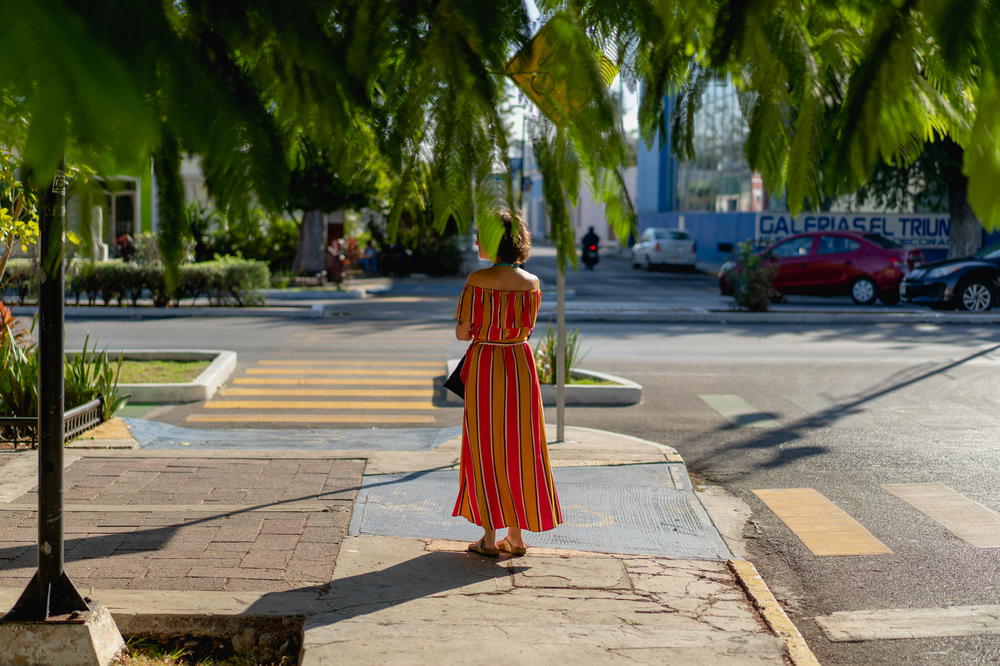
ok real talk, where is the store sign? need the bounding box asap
[755,213,950,248]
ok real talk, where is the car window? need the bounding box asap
[769,236,813,258]
[641,229,655,242]
[862,233,901,249]
[667,231,691,241]
[817,236,860,255]
[973,240,1000,259]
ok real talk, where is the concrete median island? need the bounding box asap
[444,359,641,406]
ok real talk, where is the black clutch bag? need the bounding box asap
[443,354,466,399]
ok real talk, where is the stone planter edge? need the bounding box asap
[443,359,640,406]
[67,349,237,404]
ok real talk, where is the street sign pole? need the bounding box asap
[4,161,89,621]
[555,254,566,442]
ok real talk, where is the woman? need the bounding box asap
[453,211,562,557]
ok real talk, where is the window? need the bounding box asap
[667,231,691,241]
[96,178,138,246]
[817,236,860,255]
[769,236,813,258]
[862,233,901,249]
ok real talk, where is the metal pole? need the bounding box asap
[4,161,88,620]
[37,161,68,614]
[555,257,566,442]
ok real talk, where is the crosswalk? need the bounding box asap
[185,324,453,426]
[697,393,999,430]
[752,483,1000,556]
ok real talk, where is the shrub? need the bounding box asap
[2,258,35,305]
[5,257,269,308]
[729,240,778,312]
[533,326,588,385]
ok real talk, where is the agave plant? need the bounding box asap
[533,326,588,385]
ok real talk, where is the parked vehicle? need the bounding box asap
[719,231,922,305]
[631,228,697,270]
[900,240,1000,312]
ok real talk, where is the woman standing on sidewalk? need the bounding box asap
[453,211,562,557]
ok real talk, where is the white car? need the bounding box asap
[631,228,697,270]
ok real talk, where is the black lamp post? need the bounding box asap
[4,161,89,620]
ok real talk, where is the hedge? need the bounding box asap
[2,257,269,307]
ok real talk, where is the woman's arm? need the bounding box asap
[455,322,472,340]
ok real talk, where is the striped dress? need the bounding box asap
[452,284,563,532]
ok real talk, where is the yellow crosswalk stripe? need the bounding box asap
[752,488,892,556]
[246,368,439,376]
[221,388,433,397]
[204,399,435,410]
[187,413,434,424]
[882,483,1000,548]
[233,377,429,386]
[257,359,441,367]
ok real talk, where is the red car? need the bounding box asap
[719,231,923,305]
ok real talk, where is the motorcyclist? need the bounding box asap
[581,226,600,269]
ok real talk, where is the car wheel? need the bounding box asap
[631,255,641,269]
[879,291,900,306]
[958,280,994,312]
[850,277,877,305]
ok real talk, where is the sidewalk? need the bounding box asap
[0,425,816,665]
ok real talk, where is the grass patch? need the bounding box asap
[540,374,616,386]
[120,635,296,665]
[115,360,211,384]
[568,376,616,386]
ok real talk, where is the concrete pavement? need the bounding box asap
[0,423,817,665]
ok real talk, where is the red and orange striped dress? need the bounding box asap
[452,284,562,532]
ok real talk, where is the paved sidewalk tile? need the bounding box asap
[0,456,363,592]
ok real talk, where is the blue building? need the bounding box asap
[636,80,970,269]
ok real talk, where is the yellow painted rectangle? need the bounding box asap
[752,488,892,556]
[187,414,435,424]
[221,388,433,397]
[257,359,441,367]
[204,400,435,410]
[882,482,1000,548]
[233,377,429,386]
[246,368,438,377]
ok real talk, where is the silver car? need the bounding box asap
[631,228,697,270]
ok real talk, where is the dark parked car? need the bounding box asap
[720,231,922,305]
[900,241,1000,311]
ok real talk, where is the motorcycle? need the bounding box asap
[581,243,600,270]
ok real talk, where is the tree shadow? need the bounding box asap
[244,550,527,627]
[678,342,1000,477]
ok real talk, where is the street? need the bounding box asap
[62,249,1000,665]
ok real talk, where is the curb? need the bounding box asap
[13,301,1000,324]
[728,559,820,666]
[67,349,237,404]
[537,309,1000,325]
[11,305,324,319]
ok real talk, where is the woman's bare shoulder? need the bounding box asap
[465,268,495,287]
[517,269,541,290]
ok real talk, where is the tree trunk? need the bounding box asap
[292,210,327,275]
[941,139,981,259]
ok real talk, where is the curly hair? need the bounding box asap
[495,210,531,265]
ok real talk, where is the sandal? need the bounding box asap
[497,536,527,557]
[467,536,499,558]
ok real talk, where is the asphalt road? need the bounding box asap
[61,251,1000,665]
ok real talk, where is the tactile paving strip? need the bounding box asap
[127,419,458,451]
[350,464,731,559]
